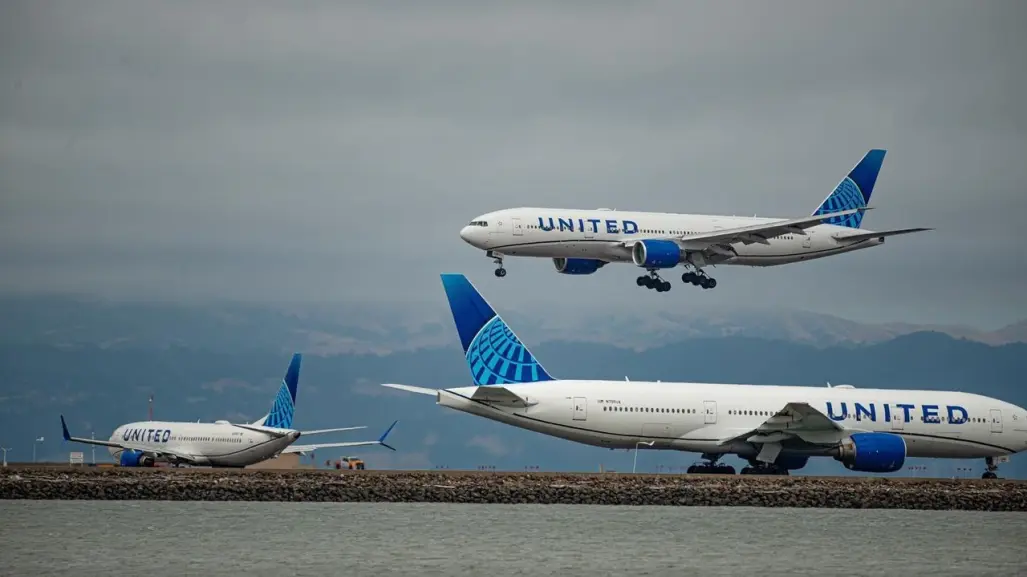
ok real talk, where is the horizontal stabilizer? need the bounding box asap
[381,383,438,396]
[832,227,933,244]
[284,420,399,455]
[469,385,535,407]
[299,426,367,436]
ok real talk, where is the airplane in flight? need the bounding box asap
[458,149,931,291]
[60,353,399,467]
[383,274,1027,479]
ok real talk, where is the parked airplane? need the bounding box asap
[60,353,399,467]
[383,274,1027,479]
[459,149,931,291]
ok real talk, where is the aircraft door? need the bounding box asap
[990,409,1002,433]
[703,400,717,424]
[573,397,587,421]
[802,231,812,248]
[891,411,904,431]
[642,423,671,448]
[512,217,524,236]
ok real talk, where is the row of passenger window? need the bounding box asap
[171,436,242,443]
[602,406,697,414]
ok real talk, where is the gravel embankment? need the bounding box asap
[2,467,1024,511]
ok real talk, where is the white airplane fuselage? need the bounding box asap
[107,420,300,467]
[436,381,1027,462]
[460,208,885,268]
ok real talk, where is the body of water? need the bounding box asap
[1,502,1024,576]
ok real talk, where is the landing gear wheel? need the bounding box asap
[494,268,507,278]
[638,270,669,292]
[982,456,1002,479]
[687,455,735,474]
[706,278,717,289]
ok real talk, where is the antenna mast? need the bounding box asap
[148,394,154,421]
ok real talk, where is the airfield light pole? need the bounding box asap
[633,441,655,474]
[1,447,10,467]
[91,431,96,464]
[33,436,44,463]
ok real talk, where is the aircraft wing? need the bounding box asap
[713,402,846,447]
[283,420,399,456]
[59,415,203,464]
[674,207,870,249]
[831,227,933,244]
[619,207,869,256]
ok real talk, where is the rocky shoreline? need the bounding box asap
[2,467,1025,511]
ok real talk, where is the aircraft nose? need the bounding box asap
[459,226,475,245]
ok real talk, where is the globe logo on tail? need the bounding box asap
[466,316,552,385]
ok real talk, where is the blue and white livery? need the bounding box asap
[61,353,399,467]
[384,274,1027,478]
[459,149,931,291]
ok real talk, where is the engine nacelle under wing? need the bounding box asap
[119,449,156,467]
[774,454,810,471]
[834,432,906,473]
[552,258,606,275]
[631,239,683,269]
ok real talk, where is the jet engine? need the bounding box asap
[119,449,156,467]
[774,454,810,471]
[833,432,906,473]
[552,258,606,275]
[631,239,683,269]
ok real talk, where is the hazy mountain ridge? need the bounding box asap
[1,331,1025,477]
[0,296,1022,355]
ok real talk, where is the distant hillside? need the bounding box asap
[0,296,1023,355]
[1,331,1025,478]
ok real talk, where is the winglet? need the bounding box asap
[60,415,71,441]
[377,420,399,451]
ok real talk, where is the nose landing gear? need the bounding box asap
[487,251,507,278]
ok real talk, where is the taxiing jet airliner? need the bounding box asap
[61,353,398,467]
[384,274,1027,478]
[459,149,931,291]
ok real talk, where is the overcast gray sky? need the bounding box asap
[1,0,1025,328]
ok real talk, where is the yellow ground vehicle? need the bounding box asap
[336,456,365,470]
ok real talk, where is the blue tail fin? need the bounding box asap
[257,353,301,429]
[440,273,554,386]
[812,149,886,229]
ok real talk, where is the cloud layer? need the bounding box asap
[2,0,1025,327]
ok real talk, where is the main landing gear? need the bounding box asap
[686,453,736,475]
[681,270,717,290]
[636,270,672,292]
[982,456,1002,479]
[488,251,507,278]
[740,462,789,475]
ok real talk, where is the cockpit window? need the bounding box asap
[468,220,488,227]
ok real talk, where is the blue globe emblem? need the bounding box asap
[817,178,865,228]
[466,316,548,385]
